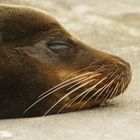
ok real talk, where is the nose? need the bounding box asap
[111,55,132,80]
[113,55,130,68]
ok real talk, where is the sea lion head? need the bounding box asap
[0,5,132,118]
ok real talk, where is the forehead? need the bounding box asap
[0,5,63,43]
[0,5,60,30]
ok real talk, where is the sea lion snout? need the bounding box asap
[110,54,132,80]
[72,45,132,102]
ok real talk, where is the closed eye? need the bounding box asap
[48,42,72,53]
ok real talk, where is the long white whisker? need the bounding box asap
[109,72,124,100]
[57,76,108,113]
[109,82,119,100]
[57,92,85,114]
[95,81,115,101]
[101,81,114,104]
[79,83,108,110]
[79,70,115,103]
[95,71,123,101]
[115,77,125,102]
[40,63,112,100]
[102,72,123,103]
[39,72,93,98]
[67,73,101,90]
[67,63,113,80]
[61,76,109,113]
[23,75,88,114]
[112,81,122,100]
[44,78,96,116]
[57,65,116,113]
[80,70,119,109]
[67,60,101,78]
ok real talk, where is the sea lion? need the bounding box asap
[0,4,131,119]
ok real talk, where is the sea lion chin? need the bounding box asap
[0,4,131,119]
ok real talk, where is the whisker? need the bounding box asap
[108,72,124,100]
[75,67,117,105]
[121,78,124,95]
[79,70,115,103]
[102,81,119,104]
[24,64,113,114]
[39,72,93,98]
[57,75,108,113]
[67,60,101,78]
[81,71,120,109]
[102,72,123,103]
[57,93,82,113]
[79,83,108,110]
[40,63,113,100]
[120,78,125,100]
[121,78,125,94]
[100,69,120,104]
[67,62,113,80]
[112,81,122,100]
[64,65,117,111]
[109,82,120,100]
[104,87,114,103]
[67,73,101,90]
[23,74,90,114]
[112,77,124,102]
[101,81,114,104]
[95,80,117,101]
[43,78,97,116]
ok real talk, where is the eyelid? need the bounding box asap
[48,42,72,49]
[48,39,63,44]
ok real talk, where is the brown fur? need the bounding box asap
[0,5,131,119]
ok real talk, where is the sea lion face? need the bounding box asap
[0,5,132,118]
[22,23,131,115]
